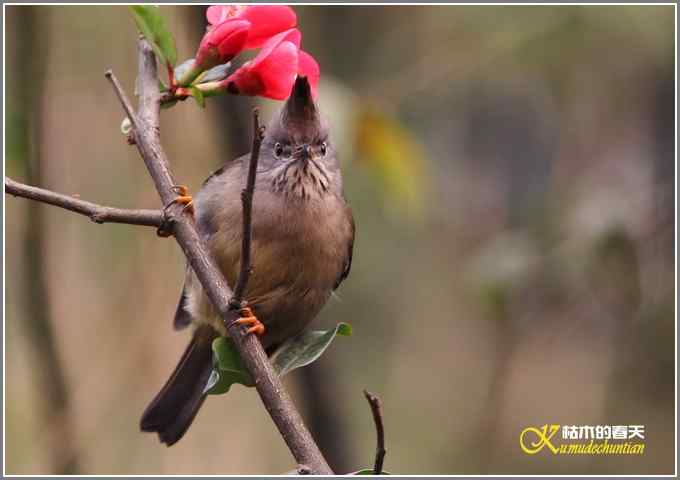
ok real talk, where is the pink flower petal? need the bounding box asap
[250,29,301,69]
[224,66,264,97]
[196,19,251,67]
[206,5,245,25]
[216,24,250,59]
[256,41,299,99]
[239,5,298,49]
[225,41,298,100]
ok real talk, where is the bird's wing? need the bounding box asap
[334,204,355,291]
[201,154,246,187]
[173,272,192,330]
[173,157,245,330]
[195,156,247,238]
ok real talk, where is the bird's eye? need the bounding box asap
[275,142,283,157]
[320,142,328,156]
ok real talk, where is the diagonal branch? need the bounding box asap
[364,390,387,475]
[105,39,332,475]
[5,177,163,227]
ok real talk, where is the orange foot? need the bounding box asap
[232,306,266,336]
[167,185,194,214]
[157,185,194,237]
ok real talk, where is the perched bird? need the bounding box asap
[140,76,355,446]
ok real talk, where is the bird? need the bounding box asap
[140,76,355,446]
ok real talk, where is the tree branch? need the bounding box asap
[231,109,264,305]
[105,39,332,475]
[364,390,386,475]
[5,177,163,227]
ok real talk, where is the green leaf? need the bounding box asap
[212,337,250,375]
[190,86,206,108]
[130,5,177,66]
[351,468,391,475]
[204,367,254,395]
[270,323,352,377]
[203,368,223,394]
[207,323,352,396]
[205,337,254,395]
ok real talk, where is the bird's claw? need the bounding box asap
[156,185,194,237]
[167,185,194,214]
[230,306,266,336]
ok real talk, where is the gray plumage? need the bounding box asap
[141,77,354,445]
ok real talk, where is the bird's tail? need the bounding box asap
[140,325,217,446]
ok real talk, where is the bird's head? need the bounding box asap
[260,76,341,200]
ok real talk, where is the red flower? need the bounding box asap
[206,5,297,49]
[195,19,251,70]
[206,4,246,24]
[224,29,298,100]
[224,29,320,100]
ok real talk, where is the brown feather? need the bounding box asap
[140,325,217,446]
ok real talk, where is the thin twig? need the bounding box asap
[231,108,264,305]
[5,177,163,227]
[364,390,386,475]
[104,69,139,130]
[105,39,333,475]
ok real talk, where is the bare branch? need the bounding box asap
[105,39,332,475]
[5,177,163,227]
[364,390,386,475]
[231,108,264,305]
[104,69,139,131]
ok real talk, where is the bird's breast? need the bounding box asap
[187,160,352,347]
[205,185,349,309]
[248,189,349,292]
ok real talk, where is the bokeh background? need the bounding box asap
[4,4,675,475]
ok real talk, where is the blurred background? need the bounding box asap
[4,5,675,475]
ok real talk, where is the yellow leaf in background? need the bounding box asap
[353,104,430,221]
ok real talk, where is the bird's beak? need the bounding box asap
[294,143,312,162]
